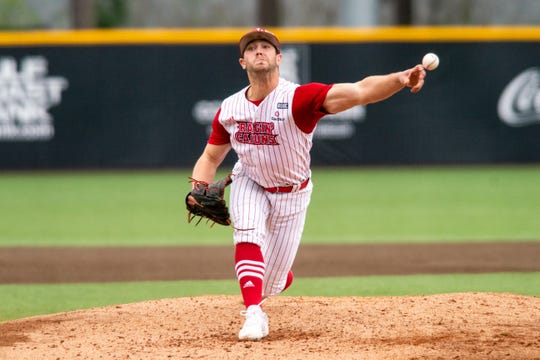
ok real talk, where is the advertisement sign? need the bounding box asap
[0,29,539,168]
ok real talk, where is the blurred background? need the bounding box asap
[0,0,539,169]
[1,0,539,29]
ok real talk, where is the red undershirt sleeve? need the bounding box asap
[292,83,334,134]
[207,108,231,145]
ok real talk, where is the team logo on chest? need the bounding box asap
[234,121,279,145]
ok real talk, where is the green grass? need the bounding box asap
[1,166,539,322]
[0,171,198,246]
[0,166,539,246]
[308,166,540,243]
[0,279,238,321]
[1,272,538,322]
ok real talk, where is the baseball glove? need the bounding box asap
[185,175,232,226]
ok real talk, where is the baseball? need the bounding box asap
[422,53,439,71]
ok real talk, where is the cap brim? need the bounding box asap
[239,31,280,56]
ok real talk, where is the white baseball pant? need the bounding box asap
[229,174,312,297]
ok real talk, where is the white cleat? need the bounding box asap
[238,305,269,341]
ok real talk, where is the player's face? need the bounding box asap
[240,40,281,73]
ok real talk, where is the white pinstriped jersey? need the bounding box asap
[218,78,313,188]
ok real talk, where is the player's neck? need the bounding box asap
[246,73,279,101]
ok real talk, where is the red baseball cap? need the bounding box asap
[239,28,281,56]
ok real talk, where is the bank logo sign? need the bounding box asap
[498,67,540,127]
[0,56,68,141]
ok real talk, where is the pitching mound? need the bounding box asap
[1,293,539,359]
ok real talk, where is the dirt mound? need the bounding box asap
[1,293,539,359]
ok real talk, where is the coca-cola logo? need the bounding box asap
[497,67,540,127]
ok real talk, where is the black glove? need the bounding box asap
[185,175,232,226]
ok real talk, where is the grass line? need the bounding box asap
[1,272,538,322]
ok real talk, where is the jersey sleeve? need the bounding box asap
[292,82,333,133]
[207,108,231,145]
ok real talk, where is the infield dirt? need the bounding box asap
[1,242,539,359]
[1,293,539,359]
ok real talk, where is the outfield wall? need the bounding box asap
[0,27,539,168]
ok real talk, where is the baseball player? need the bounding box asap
[189,28,426,341]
